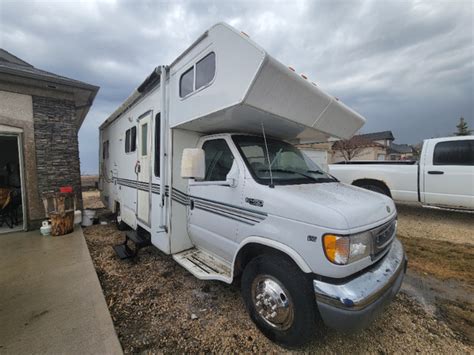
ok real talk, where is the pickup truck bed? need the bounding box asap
[329,136,474,211]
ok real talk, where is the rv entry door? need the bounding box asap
[137,111,152,225]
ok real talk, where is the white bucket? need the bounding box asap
[81,209,96,227]
[74,210,82,225]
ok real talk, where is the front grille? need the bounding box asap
[371,218,397,260]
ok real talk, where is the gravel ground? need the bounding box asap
[83,205,473,353]
[397,203,473,245]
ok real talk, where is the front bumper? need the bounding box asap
[313,238,407,332]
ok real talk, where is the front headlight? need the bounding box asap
[323,231,372,265]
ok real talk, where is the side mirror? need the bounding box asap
[181,148,205,179]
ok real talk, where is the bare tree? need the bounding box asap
[332,139,366,161]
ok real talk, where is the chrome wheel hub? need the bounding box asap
[252,275,294,330]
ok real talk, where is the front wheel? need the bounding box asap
[241,254,317,347]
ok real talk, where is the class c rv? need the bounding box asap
[99,23,407,347]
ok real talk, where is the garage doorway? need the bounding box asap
[0,133,26,233]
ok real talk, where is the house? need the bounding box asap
[297,130,414,166]
[388,143,415,160]
[0,49,99,232]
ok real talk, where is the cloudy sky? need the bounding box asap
[1,0,472,173]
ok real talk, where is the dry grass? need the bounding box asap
[398,234,474,286]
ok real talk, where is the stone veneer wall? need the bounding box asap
[32,96,83,211]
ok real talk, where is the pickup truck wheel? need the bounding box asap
[241,254,316,347]
[115,209,127,231]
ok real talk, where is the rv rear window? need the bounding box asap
[103,140,109,159]
[196,52,215,90]
[180,67,194,97]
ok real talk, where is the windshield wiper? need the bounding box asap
[306,170,324,175]
[258,169,321,183]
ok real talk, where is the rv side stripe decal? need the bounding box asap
[113,178,267,225]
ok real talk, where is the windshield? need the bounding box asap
[232,135,337,186]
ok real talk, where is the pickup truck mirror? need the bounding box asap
[181,148,205,179]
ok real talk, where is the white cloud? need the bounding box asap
[0,0,472,173]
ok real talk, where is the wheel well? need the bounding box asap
[233,243,299,277]
[352,178,391,197]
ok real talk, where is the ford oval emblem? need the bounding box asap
[386,206,391,213]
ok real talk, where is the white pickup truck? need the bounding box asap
[330,136,474,211]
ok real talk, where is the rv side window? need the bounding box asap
[180,67,194,97]
[202,139,234,181]
[125,129,131,153]
[196,52,215,90]
[141,123,148,156]
[124,127,137,153]
[154,113,161,177]
[130,126,137,152]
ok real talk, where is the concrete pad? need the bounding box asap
[0,227,122,354]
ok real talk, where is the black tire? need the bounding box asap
[241,254,317,348]
[115,208,128,231]
[359,183,390,196]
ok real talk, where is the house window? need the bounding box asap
[102,140,109,159]
[154,113,161,177]
[433,140,474,166]
[124,126,137,153]
[202,139,234,181]
[179,52,215,98]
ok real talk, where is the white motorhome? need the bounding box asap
[99,23,406,347]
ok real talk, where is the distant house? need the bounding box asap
[388,143,415,160]
[0,49,99,231]
[298,130,414,166]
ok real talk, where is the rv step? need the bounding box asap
[126,230,151,248]
[113,244,135,259]
[173,248,232,283]
[112,229,152,259]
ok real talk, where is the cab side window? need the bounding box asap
[433,140,474,166]
[202,139,234,181]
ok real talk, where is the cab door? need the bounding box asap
[423,138,474,209]
[137,112,152,225]
[187,137,243,261]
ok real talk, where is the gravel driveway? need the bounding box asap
[83,202,473,353]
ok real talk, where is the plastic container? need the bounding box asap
[74,210,82,225]
[82,209,96,227]
[40,220,51,236]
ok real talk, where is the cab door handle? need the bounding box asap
[428,170,444,175]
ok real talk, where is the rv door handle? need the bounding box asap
[134,161,141,174]
[427,170,444,175]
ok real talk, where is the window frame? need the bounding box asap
[154,113,161,177]
[433,139,474,166]
[124,126,137,154]
[141,123,148,157]
[179,51,216,99]
[194,138,235,183]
